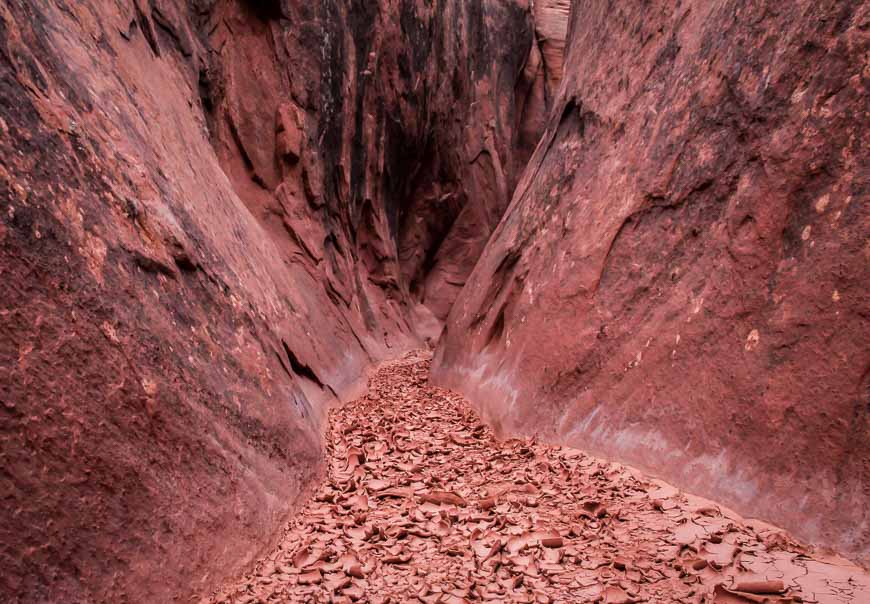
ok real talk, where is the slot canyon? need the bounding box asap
[0,0,867,602]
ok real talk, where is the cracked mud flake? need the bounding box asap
[205,353,870,604]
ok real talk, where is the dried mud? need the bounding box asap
[208,354,870,604]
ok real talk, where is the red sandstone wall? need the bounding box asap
[434,0,870,564]
[0,0,543,600]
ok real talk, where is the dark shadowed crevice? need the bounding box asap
[281,341,340,398]
[240,0,284,21]
[281,340,326,391]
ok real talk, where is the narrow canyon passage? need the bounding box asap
[206,354,870,604]
[2,1,867,601]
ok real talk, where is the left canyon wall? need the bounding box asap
[0,0,547,601]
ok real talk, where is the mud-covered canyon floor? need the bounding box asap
[206,354,870,604]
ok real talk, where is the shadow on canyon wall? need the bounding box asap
[0,0,867,601]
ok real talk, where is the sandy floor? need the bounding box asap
[206,353,870,603]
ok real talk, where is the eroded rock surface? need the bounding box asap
[3,0,867,600]
[434,0,870,564]
[0,0,550,601]
[208,354,870,603]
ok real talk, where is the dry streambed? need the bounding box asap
[206,354,870,603]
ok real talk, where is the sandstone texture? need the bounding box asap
[0,0,547,601]
[434,0,870,565]
[3,0,868,601]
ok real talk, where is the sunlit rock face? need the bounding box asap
[0,0,547,600]
[532,0,570,97]
[434,0,870,564]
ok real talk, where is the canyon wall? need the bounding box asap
[0,0,549,601]
[434,0,870,563]
[5,0,866,600]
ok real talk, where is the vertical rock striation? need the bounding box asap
[8,0,866,598]
[0,0,549,600]
[434,0,870,563]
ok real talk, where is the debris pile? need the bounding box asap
[208,354,870,603]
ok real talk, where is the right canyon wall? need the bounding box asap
[433,0,869,562]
